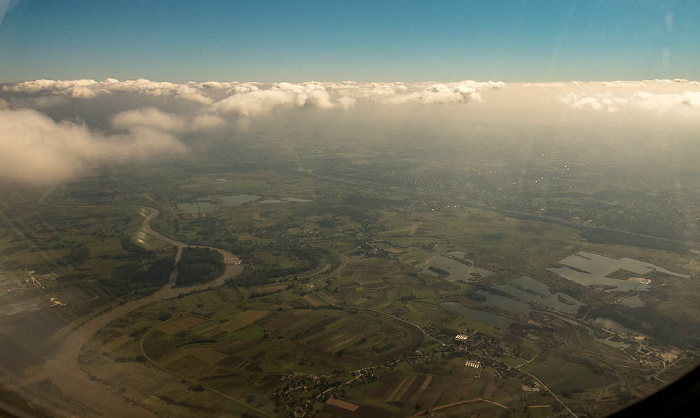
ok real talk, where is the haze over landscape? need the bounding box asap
[1,77,698,184]
[1,1,700,417]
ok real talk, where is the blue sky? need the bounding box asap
[0,0,698,82]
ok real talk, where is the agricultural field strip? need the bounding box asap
[387,375,418,402]
[312,290,442,345]
[325,397,359,411]
[138,316,271,417]
[313,288,581,417]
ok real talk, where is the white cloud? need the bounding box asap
[559,90,700,115]
[4,78,699,185]
[111,107,226,132]
[209,80,503,116]
[331,81,408,101]
[0,109,185,184]
[559,92,624,112]
[336,96,357,110]
[192,113,226,130]
[5,78,698,124]
[382,83,483,105]
[224,83,261,95]
[292,86,335,109]
[32,96,69,109]
[3,79,99,97]
[112,107,229,131]
[2,78,212,104]
[111,107,185,131]
[629,91,700,113]
[600,81,645,88]
[2,78,508,117]
[210,82,355,116]
[521,82,567,88]
[212,89,295,117]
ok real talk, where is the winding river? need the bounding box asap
[38,191,242,417]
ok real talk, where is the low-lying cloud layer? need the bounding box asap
[559,91,700,114]
[3,78,213,103]
[4,77,698,118]
[111,107,186,131]
[2,79,506,115]
[0,108,185,184]
[0,78,698,184]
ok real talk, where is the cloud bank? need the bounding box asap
[0,78,698,185]
[111,107,186,131]
[3,78,212,103]
[559,91,700,114]
[0,108,185,184]
[2,78,505,115]
[4,78,698,120]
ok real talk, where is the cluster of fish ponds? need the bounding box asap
[440,274,585,330]
[428,251,689,340]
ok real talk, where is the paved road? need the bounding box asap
[38,194,242,417]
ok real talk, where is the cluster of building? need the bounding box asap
[0,270,50,296]
[521,383,541,392]
[464,360,482,369]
